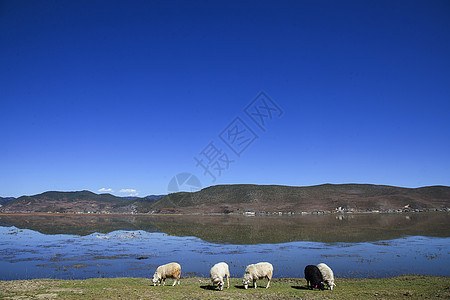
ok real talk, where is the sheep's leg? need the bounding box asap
[172,279,177,286]
[226,276,230,289]
[162,278,166,286]
[254,280,257,289]
[266,277,271,289]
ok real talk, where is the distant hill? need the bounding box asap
[0,197,15,206]
[122,195,165,201]
[1,184,449,214]
[2,191,133,214]
[120,196,141,201]
[147,184,450,214]
[142,195,165,201]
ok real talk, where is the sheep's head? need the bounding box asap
[218,281,224,291]
[323,279,336,290]
[242,273,252,289]
[315,282,325,290]
[242,279,249,289]
[327,280,336,290]
[152,273,160,286]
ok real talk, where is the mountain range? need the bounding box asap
[0,191,162,214]
[1,184,449,214]
[0,197,16,206]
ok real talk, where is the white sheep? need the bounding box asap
[152,262,181,286]
[317,263,335,290]
[242,262,273,289]
[210,262,230,290]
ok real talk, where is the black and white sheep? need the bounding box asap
[242,262,273,289]
[152,262,181,286]
[304,265,325,290]
[317,263,335,290]
[210,262,230,290]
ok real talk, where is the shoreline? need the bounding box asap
[1,210,449,217]
[0,273,447,282]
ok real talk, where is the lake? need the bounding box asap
[0,213,449,280]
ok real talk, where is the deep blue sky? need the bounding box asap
[1,0,449,197]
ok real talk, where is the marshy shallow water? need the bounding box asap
[0,213,449,280]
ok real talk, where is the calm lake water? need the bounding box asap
[0,214,449,280]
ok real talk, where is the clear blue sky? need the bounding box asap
[1,0,449,197]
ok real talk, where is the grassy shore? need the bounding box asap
[0,275,449,299]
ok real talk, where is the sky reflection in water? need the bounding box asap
[1,226,448,280]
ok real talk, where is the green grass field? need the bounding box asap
[0,275,449,299]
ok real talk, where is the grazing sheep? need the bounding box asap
[317,263,336,290]
[210,262,230,291]
[242,262,273,289]
[304,265,324,290]
[152,262,181,286]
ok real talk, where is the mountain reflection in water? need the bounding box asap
[0,213,449,243]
